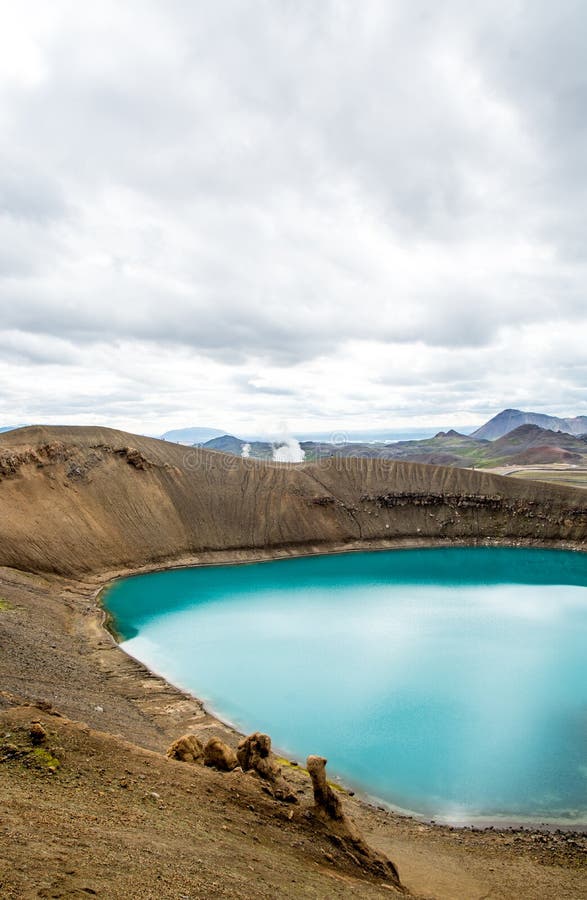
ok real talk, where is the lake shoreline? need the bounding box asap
[97,535,587,833]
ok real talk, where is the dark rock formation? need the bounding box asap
[307,755,402,887]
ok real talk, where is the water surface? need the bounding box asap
[105,548,587,824]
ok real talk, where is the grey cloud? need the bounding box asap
[0,330,81,365]
[0,167,67,223]
[1,1,586,428]
[236,377,297,397]
[467,1,587,251]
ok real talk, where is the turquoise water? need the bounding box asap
[105,548,587,824]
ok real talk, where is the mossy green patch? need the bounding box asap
[276,756,307,773]
[0,725,61,772]
[275,757,347,792]
[0,598,12,610]
[28,747,60,771]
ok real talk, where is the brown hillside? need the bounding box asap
[509,446,583,465]
[0,425,585,577]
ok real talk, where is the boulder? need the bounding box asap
[237,732,278,780]
[29,721,47,745]
[237,732,297,803]
[166,734,204,764]
[204,737,238,771]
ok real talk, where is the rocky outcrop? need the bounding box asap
[306,756,344,822]
[360,491,587,530]
[307,754,345,821]
[363,490,543,510]
[237,732,275,776]
[204,737,238,771]
[166,734,204,763]
[307,755,402,886]
[0,442,71,480]
[237,732,297,802]
[114,447,151,469]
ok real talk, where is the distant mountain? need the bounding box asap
[489,424,586,459]
[205,434,250,455]
[202,425,587,470]
[303,425,587,468]
[300,431,484,466]
[291,427,474,442]
[160,426,226,445]
[204,435,286,460]
[472,409,587,441]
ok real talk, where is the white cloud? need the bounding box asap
[1,1,586,434]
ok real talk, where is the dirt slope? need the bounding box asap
[0,706,409,900]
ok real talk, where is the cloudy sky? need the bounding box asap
[1,0,586,437]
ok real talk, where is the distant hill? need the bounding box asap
[491,423,587,452]
[204,435,299,460]
[203,434,247,455]
[203,425,587,470]
[203,433,484,464]
[160,426,226,444]
[203,434,270,457]
[300,430,486,467]
[472,409,587,441]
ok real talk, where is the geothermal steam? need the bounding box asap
[272,435,305,463]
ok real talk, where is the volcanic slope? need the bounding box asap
[0,425,586,577]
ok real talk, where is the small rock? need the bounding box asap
[29,721,47,745]
[166,734,204,764]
